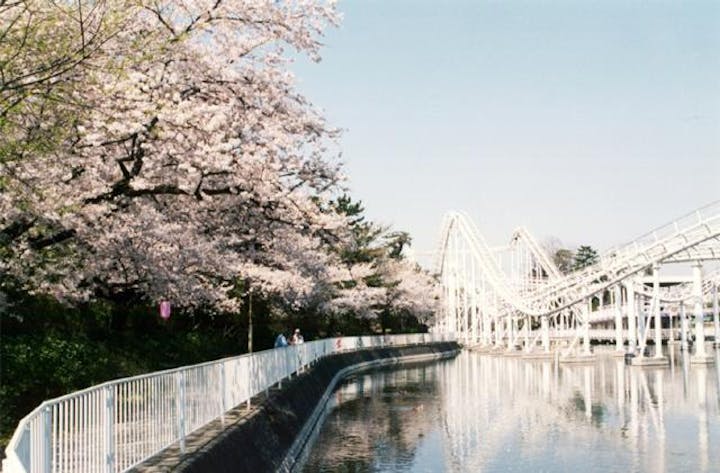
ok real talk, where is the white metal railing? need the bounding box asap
[602,200,720,261]
[3,333,454,473]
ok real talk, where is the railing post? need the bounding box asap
[175,372,186,453]
[220,364,227,424]
[104,386,115,473]
[42,405,52,473]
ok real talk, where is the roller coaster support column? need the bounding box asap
[614,285,624,352]
[459,239,468,343]
[480,280,488,346]
[507,316,515,351]
[653,264,664,358]
[482,309,490,346]
[713,285,719,349]
[626,280,637,355]
[483,315,489,345]
[583,298,591,355]
[691,261,713,363]
[524,315,531,353]
[541,316,550,353]
[442,269,451,334]
[470,257,478,344]
[680,302,688,351]
[637,295,647,356]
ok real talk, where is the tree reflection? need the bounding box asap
[302,365,443,472]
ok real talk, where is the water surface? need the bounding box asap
[300,349,720,472]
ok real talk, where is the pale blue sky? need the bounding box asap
[292,0,720,264]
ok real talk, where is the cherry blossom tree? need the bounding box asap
[321,196,440,327]
[323,257,439,326]
[1,0,132,162]
[1,3,443,442]
[1,0,343,309]
[1,0,440,329]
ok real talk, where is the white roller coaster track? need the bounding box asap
[529,201,720,313]
[510,226,563,281]
[511,226,720,305]
[630,267,720,304]
[434,201,720,354]
[436,201,720,318]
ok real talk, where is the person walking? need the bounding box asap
[290,328,304,344]
[274,332,288,348]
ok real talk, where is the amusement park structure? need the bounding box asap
[433,201,720,364]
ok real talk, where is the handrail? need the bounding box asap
[602,200,720,259]
[2,333,455,473]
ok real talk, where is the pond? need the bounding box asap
[299,349,720,472]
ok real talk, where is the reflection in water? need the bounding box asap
[300,351,719,472]
[299,365,444,472]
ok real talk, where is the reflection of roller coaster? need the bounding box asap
[433,202,720,362]
[438,352,719,472]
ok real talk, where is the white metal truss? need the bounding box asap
[434,201,720,355]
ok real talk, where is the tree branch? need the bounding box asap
[29,228,76,250]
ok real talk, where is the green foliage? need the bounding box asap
[573,245,599,271]
[0,1,127,163]
[331,194,387,263]
[331,194,414,265]
[0,284,249,448]
[0,333,113,438]
[331,194,365,226]
[385,231,411,260]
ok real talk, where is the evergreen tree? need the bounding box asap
[331,194,386,264]
[385,231,412,260]
[573,245,599,270]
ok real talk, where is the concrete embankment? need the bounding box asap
[130,341,459,473]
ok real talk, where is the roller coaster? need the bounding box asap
[432,201,720,363]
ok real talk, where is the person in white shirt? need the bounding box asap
[290,328,304,344]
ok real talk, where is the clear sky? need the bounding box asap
[292,0,720,266]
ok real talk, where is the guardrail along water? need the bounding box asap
[3,333,454,473]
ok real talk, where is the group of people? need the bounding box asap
[274,328,304,348]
